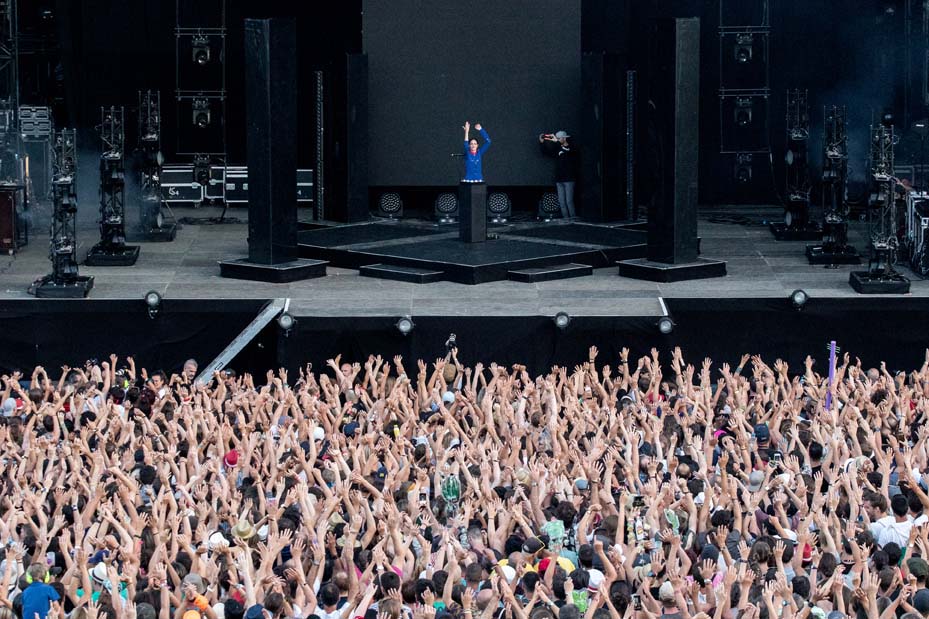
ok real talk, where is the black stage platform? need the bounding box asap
[297,221,647,284]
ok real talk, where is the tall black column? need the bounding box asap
[245,18,297,265]
[220,18,327,282]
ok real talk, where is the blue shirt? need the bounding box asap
[22,582,59,619]
[463,128,491,181]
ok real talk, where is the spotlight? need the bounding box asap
[191,35,211,65]
[396,315,415,335]
[144,290,162,318]
[657,316,674,335]
[277,311,295,335]
[553,311,571,331]
[735,97,753,127]
[734,34,753,64]
[194,155,210,187]
[790,289,809,310]
[734,153,753,184]
[192,98,211,129]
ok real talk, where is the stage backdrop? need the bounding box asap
[363,1,581,187]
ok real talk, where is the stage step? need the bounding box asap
[508,263,593,282]
[360,264,445,283]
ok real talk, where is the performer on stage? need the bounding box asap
[462,121,491,182]
[539,130,578,220]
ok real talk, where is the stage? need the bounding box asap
[1,204,928,313]
[296,220,647,284]
[2,203,929,374]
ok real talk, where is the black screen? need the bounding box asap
[363,1,581,186]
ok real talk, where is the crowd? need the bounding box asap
[1,346,929,619]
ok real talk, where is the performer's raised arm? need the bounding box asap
[475,123,490,153]
[463,121,471,153]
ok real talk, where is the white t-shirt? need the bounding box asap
[871,515,913,548]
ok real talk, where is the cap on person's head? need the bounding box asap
[313,427,325,442]
[183,611,201,619]
[754,423,770,442]
[802,543,813,563]
[747,470,765,492]
[827,612,847,619]
[554,131,570,139]
[244,606,265,619]
[574,478,589,491]
[914,589,929,614]
[442,391,455,405]
[91,562,108,584]
[658,581,675,603]
[1,398,14,417]
[343,422,359,437]
[809,608,826,619]
[522,537,545,555]
[224,450,238,467]
[909,557,929,580]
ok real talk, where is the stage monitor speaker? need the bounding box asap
[325,54,368,223]
[244,18,297,265]
[579,52,629,222]
[645,18,700,264]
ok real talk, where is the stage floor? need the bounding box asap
[296,221,647,284]
[1,205,927,317]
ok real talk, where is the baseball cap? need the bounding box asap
[747,471,765,492]
[754,423,770,442]
[554,131,570,139]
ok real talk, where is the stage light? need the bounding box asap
[194,155,210,187]
[735,97,753,127]
[144,290,162,318]
[790,289,809,310]
[554,311,571,331]
[657,316,675,335]
[192,98,211,129]
[396,315,415,335]
[277,311,295,335]
[734,34,753,64]
[487,192,512,223]
[538,192,560,221]
[735,153,753,183]
[434,192,458,223]
[378,192,403,219]
[191,35,211,66]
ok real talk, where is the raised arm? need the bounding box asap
[463,121,471,145]
[476,123,490,152]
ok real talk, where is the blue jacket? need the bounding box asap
[463,128,491,181]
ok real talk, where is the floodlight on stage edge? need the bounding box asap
[554,312,571,331]
[396,315,415,335]
[145,290,162,319]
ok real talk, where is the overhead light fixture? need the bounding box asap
[396,315,415,335]
[657,316,675,335]
[790,288,809,310]
[734,34,753,64]
[554,311,571,331]
[735,97,753,127]
[192,98,211,129]
[194,155,210,186]
[735,153,753,184]
[191,35,211,65]
[144,290,162,318]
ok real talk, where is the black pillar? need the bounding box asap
[220,18,327,282]
[459,182,487,243]
[245,18,297,265]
